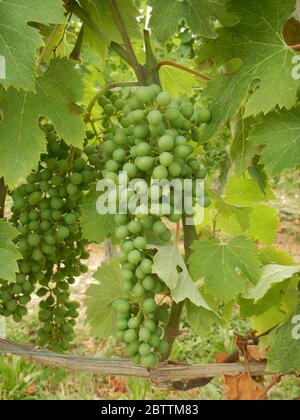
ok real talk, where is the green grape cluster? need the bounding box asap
[0,124,99,352]
[97,84,212,367]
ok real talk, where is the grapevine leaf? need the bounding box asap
[149,242,213,308]
[230,115,257,176]
[159,66,202,97]
[248,109,300,176]
[149,0,234,42]
[189,237,261,302]
[86,258,123,339]
[0,220,21,282]
[214,177,279,244]
[223,176,274,206]
[247,265,300,303]
[240,277,299,333]
[200,0,299,140]
[259,246,297,266]
[267,304,300,373]
[80,190,115,244]
[78,0,140,55]
[185,300,225,337]
[0,58,85,188]
[0,0,65,91]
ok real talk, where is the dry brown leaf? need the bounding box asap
[247,345,267,362]
[223,373,266,401]
[215,352,229,363]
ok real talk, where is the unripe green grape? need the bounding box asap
[118,250,128,264]
[113,149,126,162]
[56,226,70,240]
[123,280,134,292]
[143,298,157,313]
[66,183,79,196]
[180,103,194,119]
[153,221,166,235]
[128,250,142,264]
[140,216,154,230]
[157,92,172,107]
[168,162,182,177]
[102,141,117,155]
[114,133,127,146]
[158,339,169,354]
[142,275,156,291]
[196,166,207,179]
[168,213,181,223]
[128,316,140,329]
[114,299,131,314]
[134,124,150,139]
[128,221,142,234]
[132,282,145,298]
[139,327,151,342]
[144,319,157,333]
[140,259,153,275]
[147,110,162,126]
[175,144,193,159]
[121,240,135,253]
[135,87,153,104]
[152,165,168,180]
[124,329,138,343]
[165,109,181,122]
[136,156,154,172]
[7,300,18,312]
[123,163,138,179]
[133,237,147,250]
[64,213,77,225]
[141,354,157,368]
[159,229,172,242]
[159,152,173,167]
[28,233,40,247]
[198,109,212,123]
[115,226,129,240]
[124,342,139,357]
[139,343,151,357]
[116,319,128,331]
[158,135,174,152]
[136,142,152,157]
[149,335,161,348]
[203,195,212,208]
[131,110,146,124]
[135,266,146,280]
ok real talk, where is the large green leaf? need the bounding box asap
[0,58,85,188]
[185,300,225,337]
[189,236,261,302]
[267,304,300,373]
[200,0,299,140]
[149,0,234,42]
[0,220,21,282]
[0,0,65,91]
[160,66,200,97]
[249,109,300,176]
[80,190,115,244]
[78,0,140,55]
[247,265,300,303]
[214,177,279,244]
[86,258,123,339]
[149,242,213,308]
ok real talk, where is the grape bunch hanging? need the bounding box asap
[98,84,212,367]
[0,124,100,352]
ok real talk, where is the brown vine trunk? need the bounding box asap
[0,177,6,218]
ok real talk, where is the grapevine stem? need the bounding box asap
[109,0,145,84]
[162,218,197,360]
[289,44,300,50]
[158,60,211,81]
[0,177,7,218]
[110,42,133,67]
[84,81,140,122]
